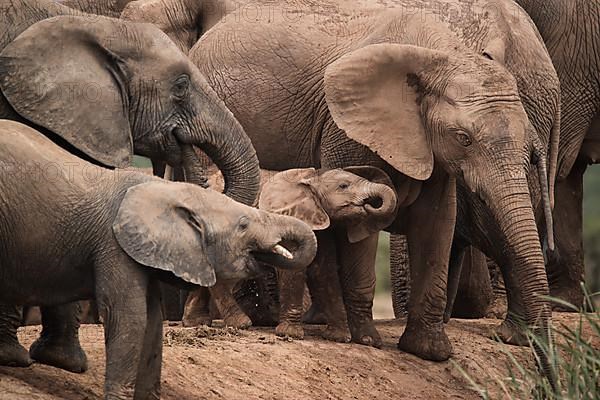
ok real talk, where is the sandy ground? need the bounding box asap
[0,313,596,400]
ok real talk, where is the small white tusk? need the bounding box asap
[272,244,293,260]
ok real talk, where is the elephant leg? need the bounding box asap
[443,243,467,323]
[389,234,410,319]
[210,280,252,329]
[182,287,212,327]
[97,260,150,399]
[29,302,87,373]
[275,269,306,339]
[306,231,350,343]
[159,283,183,321]
[398,174,455,361]
[134,280,163,400]
[449,247,493,319]
[336,232,381,348]
[0,304,32,367]
[545,160,586,310]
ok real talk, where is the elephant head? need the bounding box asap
[0,15,260,205]
[113,181,318,285]
[324,43,553,341]
[258,167,397,243]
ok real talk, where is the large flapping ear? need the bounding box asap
[258,168,330,230]
[342,166,394,189]
[113,181,216,286]
[0,16,133,168]
[324,43,452,181]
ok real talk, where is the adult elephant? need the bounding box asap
[445,0,600,316]
[0,0,260,373]
[186,0,559,378]
[511,0,599,307]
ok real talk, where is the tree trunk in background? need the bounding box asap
[390,234,410,318]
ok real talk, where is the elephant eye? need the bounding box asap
[172,74,190,100]
[238,216,249,231]
[455,131,472,147]
[338,182,349,190]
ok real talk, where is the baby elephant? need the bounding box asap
[259,167,397,340]
[0,121,317,399]
[183,167,397,341]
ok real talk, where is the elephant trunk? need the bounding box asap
[182,79,261,206]
[252,211,318,270]
[486,175,555,386]
[359,182,398,231]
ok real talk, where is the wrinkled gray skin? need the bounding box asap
[121,0,235,53]
[181,166,397,339]
[446,0,600,318]
[0,121,316,400]
[60,0,135,17]
[191,0,560,370]
[0,0,260,375]
[128,0,560,383]
[264,167,396,341]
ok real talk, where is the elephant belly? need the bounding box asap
[0,258,95,306]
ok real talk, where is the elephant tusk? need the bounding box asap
[272,244,294,260]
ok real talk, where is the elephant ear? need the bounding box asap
[342,166,394,189]
[324,43,450,181]
[113,181,216,286]
[0,16,132,168]
[258,168,330,231]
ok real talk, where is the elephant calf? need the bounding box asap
[183,167,397,344]
[0,121,317,400]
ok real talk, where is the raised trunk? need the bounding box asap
[364,182,398,229]
[253,212,318,270]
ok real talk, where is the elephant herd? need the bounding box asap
[0,0,597,398]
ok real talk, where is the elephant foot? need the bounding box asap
[348,320,382,348]
[549,285,584,312]
[398,323,452,361]
[223,312,252,329]
[182,313,212,328]
[321,325,351,343]
[302,304,327,325]
[275,320,304,339]
[29,336,88,373]
[491,319,528,346]
[0,341,33,367]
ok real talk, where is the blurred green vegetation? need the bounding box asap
[133,155,152,168]
[583,165,600,292]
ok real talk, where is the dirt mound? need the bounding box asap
[0,314,596,400]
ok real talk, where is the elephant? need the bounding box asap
[180,0,562,370]
[126,0,561,383]
[0,0,261,374]
[261,167,397,341]
[0,120,317,400]
[443,0,600,318]
[182,166,397,340]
